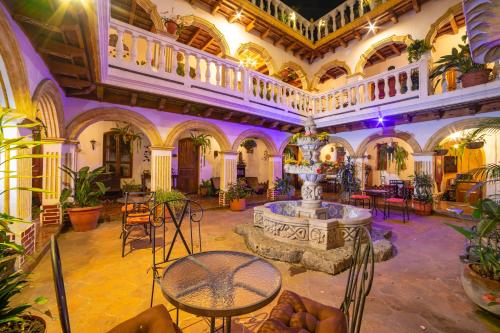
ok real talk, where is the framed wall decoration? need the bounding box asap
[444,156,458,173]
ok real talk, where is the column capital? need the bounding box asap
[150,145,174,151]
[412,151,436,157]
[42,137,68,144]
[220,151,238,156]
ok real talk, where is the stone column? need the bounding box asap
[219,151,237,206]
[267,155,283,200]
[150,146,173,191]
[40,138,66,226]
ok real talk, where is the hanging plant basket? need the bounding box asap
[465,141,484,149]
[241,139,257,153]
[434,149,449,156]
[385,145,395,154]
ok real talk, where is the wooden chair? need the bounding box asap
[121,191,155,257]
[50,235,181,333]
[383,186,411,222]
[258,227,374,333]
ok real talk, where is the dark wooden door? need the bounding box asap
[178,138,199,194]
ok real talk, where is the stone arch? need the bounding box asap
[183,15,230,56]
[310,60,352,91]
[32,80,64,138]
[277,61,310,90]
[424,3,463,47]
[354,35,414,74]
[423,117,499,152]
[0,7,32,115]
[164,120,231,151]
[355,130,422,157]
[278,134,355,156]
[231,129,279,155]
[235,42,277,74]
[66,107,162,146]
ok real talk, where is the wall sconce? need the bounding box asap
[214,151,219,159]
[330,146,335,153]
[90,139,97,150]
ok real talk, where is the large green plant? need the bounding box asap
[155,189,186,216]
[225,181,252,201]
[190,133,211,166]
[390,145,408,175]
[412,173,433,203]
[407,39,431,63]
[429,35,488,87]
[0,108,49,326]
[59,166,108,208]
[337,157,360,201]
[110,122,143,153]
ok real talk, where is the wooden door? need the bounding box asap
[178,138,199,194]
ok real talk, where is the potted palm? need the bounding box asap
[446,199,500,316]
[60,166,108,231]
[411,173,433,215]
[190,133,211,166]
[407,39,431,91]
[226,181,252,211]
[430,35,490,89]
[274,176,295,201]
[199,179,213,197]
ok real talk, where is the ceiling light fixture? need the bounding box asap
[367,21,377,33]
[234,10,242,21]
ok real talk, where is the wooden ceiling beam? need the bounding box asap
[182,104,191,114]
[255,118,266,126]
[449,15,459,35]
[130,93,138,106]
[273,35,284,47]
[269,121,280,128]
[388,10,398,24]
[261,27,271,39]
[374,50,386,61]
[158,98,167,111]
[96,86,104,101]
[187,27,202,46]
[201,37,214,51]
[246,19,256,32]
[286,42,296,52]
[56,76,92,89]
[412,0,421,13]
[223,111,234,120]
[211,0,224,15]
[128,0,137,25]
[390,44,401,56]
[240,115,251,123]
[203,107,215,117]
[281,124,292,131]
[339,39,347,48]
[38,40,84,59]
[46,60,88,77]
[354,31,362,41]
[13,14,62,33]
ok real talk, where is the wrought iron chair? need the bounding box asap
[258,227,375,333]
[149,199,204,309]
[50,235,181,333]
[121,191,156,257]
[383,186,411,222]
[349,191,371,208]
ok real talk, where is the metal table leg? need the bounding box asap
[210,317,215,333]
[224,317,231,333]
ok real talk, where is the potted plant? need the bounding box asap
[226,181,252,211]
[190,133,211,166]
[60,166,108,232]
[111,122,143,153]
[362,0,371,14]
[274,176,295,201]
[430,35,490,89]
[199,179,213,197]
[446,199,500,316]
[390,145,408,175]
[406,39,431,91]
[433,144,449,156]
[412,173,433,215]
[155,189,186,217]
[337,157,360,202]
[240,139,257,153]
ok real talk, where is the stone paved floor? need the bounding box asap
[16,208,500,333]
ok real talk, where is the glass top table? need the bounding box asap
[160,251,282,331]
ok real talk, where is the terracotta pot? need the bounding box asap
[412,200,432,216]
[67,206,102,231]
[229,198,246,211]
[465,141,484,149]
[461,264,500,316]
[199,187,209,197]
[461,69,490,88]
[445,68,457,91]
[0,315,47,333]
[434,149,449,156]
[165,21,178,35]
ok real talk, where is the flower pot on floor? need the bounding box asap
[412,200,432,216]
[461,264,500,316]
[229,199,246,211]
[67,206,102,231]
[461,69,490,88]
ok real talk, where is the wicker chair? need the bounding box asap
[258,227,374,333]
[50,236,181,333]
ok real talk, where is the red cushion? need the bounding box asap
[351,195,369,200]
[386,197,404,203]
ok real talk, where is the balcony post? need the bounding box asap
[130,33,137,64]
[205,59,211,83]
[145,38,152,71]
[419,53,431,99]
[195,55,201,80]
[116,28,124,61]
[184,53,190,80]
[158,43,166,73]
[216,62,222,86]
[242,69,249,100]
[172,46,179,76]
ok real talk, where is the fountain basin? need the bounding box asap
[254,201,372,250]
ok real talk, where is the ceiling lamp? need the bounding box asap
[234,10,242,21]
[367,21,377,33]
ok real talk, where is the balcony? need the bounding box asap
[101,7,500,132]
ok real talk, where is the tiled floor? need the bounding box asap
[16,208,499,333]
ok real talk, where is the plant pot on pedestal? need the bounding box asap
[465,141,484,149]
[67,206,102,232]
[461,69,490,88]
[229,199,246,211]
[412,200,432,216]
[434,149,449,156]
[461,264,500,316]
[165,21,178,35]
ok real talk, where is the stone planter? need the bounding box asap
[461,69,490,88]
[412,200,432,216]
[67,206,102,231]
[230,199,246,211]
[461,264,500,316]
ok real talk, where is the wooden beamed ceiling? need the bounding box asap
[364,42,408,69]
[189,0,430,63]
[319,66,348,83]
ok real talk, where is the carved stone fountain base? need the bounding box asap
[253,201,372,251]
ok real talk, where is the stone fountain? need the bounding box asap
[252,117,373,251]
